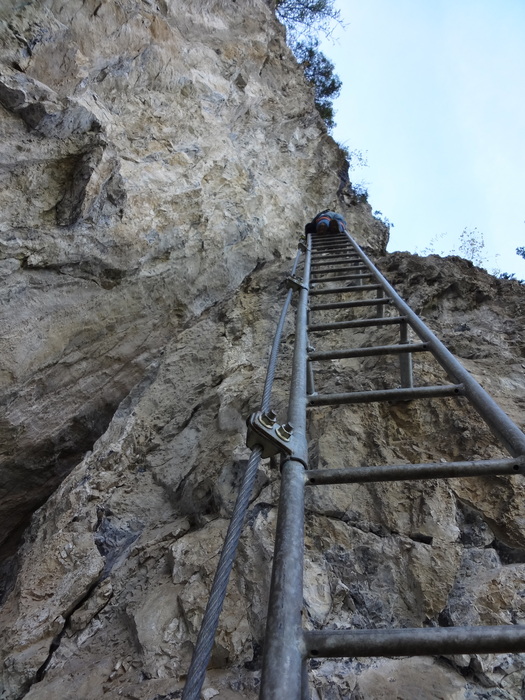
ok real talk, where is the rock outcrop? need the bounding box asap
[1,2,524,699]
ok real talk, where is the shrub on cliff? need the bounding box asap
[274,0,342,130]
[293,39,341,129]
[274,0,341,42]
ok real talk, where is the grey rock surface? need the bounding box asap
[1,1,524,700]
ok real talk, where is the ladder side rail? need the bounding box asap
[260,236,313,700]
[259,458,307,700]
[183,248,304,700]
[344,232,525,457]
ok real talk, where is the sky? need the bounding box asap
[319,0,525,278]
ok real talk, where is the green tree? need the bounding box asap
[293,39,341,129]
[517,246,525,259]
[274,0,342,44]
[273,0,343,130]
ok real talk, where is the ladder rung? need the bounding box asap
[311,260,362,275]
[308,316,407,331]
[305,456,525,485]
[308,384,464,406]
[311,247,352,254]
[309,284,382,296]
[310,273,373,284]
[311,266,368,276]
[311,257,361,269]
[308,342,428,361]
[311,253,356,261]
[311,243,352,249]
[304,625,525,659]
[311,241,350,247]
[309,297,389,311]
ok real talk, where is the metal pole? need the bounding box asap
[376,286,384,318]
[344,232,525,457]
[260,236,312,698]
[301,657,310,700]
[182,248,303,700]
[259,459,306,700]
[309,384,464,406]
[305,456,525,485]
[399,320,413,388]
[304,625,525,658]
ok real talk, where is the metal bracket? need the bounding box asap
[286,275,308,292]
[246,411,295,459]
[298,240,308,253]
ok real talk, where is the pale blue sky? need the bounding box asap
[320,0,525,278]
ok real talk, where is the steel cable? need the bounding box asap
[182,247,304,699]
[182,445,263,700]
[261,249,302,412]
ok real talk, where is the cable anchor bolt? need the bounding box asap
[276,422,293,441]
[246,411,295,459]
[286,275,308,292]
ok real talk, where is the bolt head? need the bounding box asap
[259,411,277,429]
[276,423,293,441]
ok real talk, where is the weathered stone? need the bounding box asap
[0,1,524,699]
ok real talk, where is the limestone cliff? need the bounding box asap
[0,2,524,699]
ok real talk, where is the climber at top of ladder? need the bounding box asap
[305,210,347,234]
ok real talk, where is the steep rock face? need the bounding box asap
[1,2,525,700]
[0,0,387,563]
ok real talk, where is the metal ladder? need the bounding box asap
[258,229,525,699]
[182,228,525,700]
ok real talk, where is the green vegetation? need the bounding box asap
[374,210,394,229]
[418,230,524,282]
[274,0,342,43]
[500,247,525,283]
[418,227,487,268]
[274,0,343,130]
[292,39,341,129]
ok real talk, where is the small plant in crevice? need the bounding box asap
[352,182,369,202]
[335,143,370,202]
[497,246,525,283]
[374,210,394,229]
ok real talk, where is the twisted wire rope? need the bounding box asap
[182,248,303,699]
